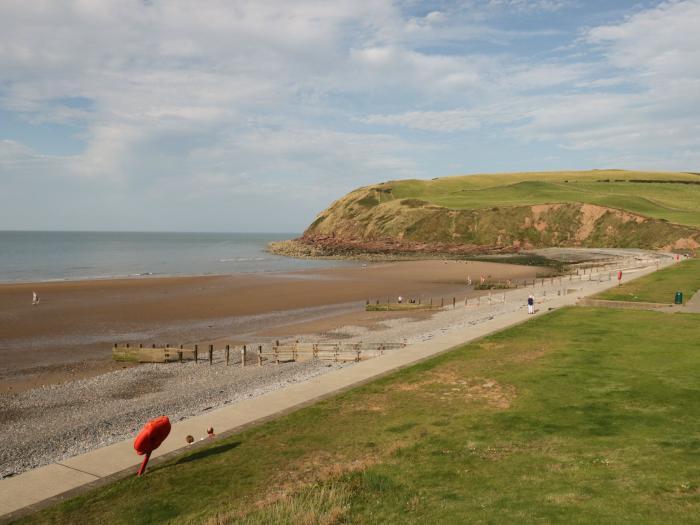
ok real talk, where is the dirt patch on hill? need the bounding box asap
[576,204,608,241]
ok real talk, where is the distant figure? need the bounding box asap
[186,435,194,445]
[467,275,472,286]
[32,291,40,306]
[527,295,534,315]
[207,426,215,438]
[398,295,403,304]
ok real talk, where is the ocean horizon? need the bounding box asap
[0,231,349,283]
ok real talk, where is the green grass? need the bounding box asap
[18,308,700,524]
[388,171,700,228]
[597,258,700,303]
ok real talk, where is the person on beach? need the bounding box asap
[398,295,403,304]
[32,291,40,305]
[527,295,534,314]
[207,426,215,438]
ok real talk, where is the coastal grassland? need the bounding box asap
[597,257,700,303]
[19,308,700,524]
[386,170,700,228]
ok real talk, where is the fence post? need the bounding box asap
[441,297,444,307]
[453,297,456,308]
[179,344,183,363]
[208,345,213,365]
[225,344,230,366]
[194,344,198,363]
[258,345,262,366]
[241,345,246,368]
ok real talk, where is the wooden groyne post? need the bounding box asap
[225,345,230,366]
[208,345,213,365]
[241,345,247,368]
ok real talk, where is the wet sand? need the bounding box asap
[0,260,546,392]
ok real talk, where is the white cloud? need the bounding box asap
[0,1,698,230]
[361,110,482,132]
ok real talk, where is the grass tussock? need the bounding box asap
[207,482,352,525]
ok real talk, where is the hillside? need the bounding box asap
[278,170,700,256]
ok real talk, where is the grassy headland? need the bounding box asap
[20,307,700,524]
[283,170,700,257]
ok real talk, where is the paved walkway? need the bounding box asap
[0,254,676,522]
[682,286,700,312]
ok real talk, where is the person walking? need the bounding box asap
[527,294,534,314]
[32,291,40,306]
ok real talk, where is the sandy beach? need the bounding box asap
[0,259,553,478]
[0,260,545,392]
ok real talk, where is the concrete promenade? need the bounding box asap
[0,253,676,521]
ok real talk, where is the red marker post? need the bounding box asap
[134,416,171,476]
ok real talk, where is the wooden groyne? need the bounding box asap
[113,341,406,365]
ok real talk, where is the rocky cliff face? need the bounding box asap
[288,185,700,256]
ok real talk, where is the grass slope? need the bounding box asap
[20,308,700,524]
[597,257,700,303]
[388,170,700,228]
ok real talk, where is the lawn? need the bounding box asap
[596,257,700,304]
[388,170,700,228]
[18,308,700,524]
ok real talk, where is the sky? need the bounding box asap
[1,0,699,232]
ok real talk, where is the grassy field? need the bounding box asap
[597,257,700,304]
[19,307,700,524]
[388,170,700,228]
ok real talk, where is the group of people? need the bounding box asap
[185,426,215,445]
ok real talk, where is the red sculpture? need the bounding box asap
[134,416,171,476]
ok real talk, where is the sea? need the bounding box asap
[0,231,351,283]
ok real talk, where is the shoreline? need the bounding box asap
[0,260,359,286]
[0,259,548,393]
